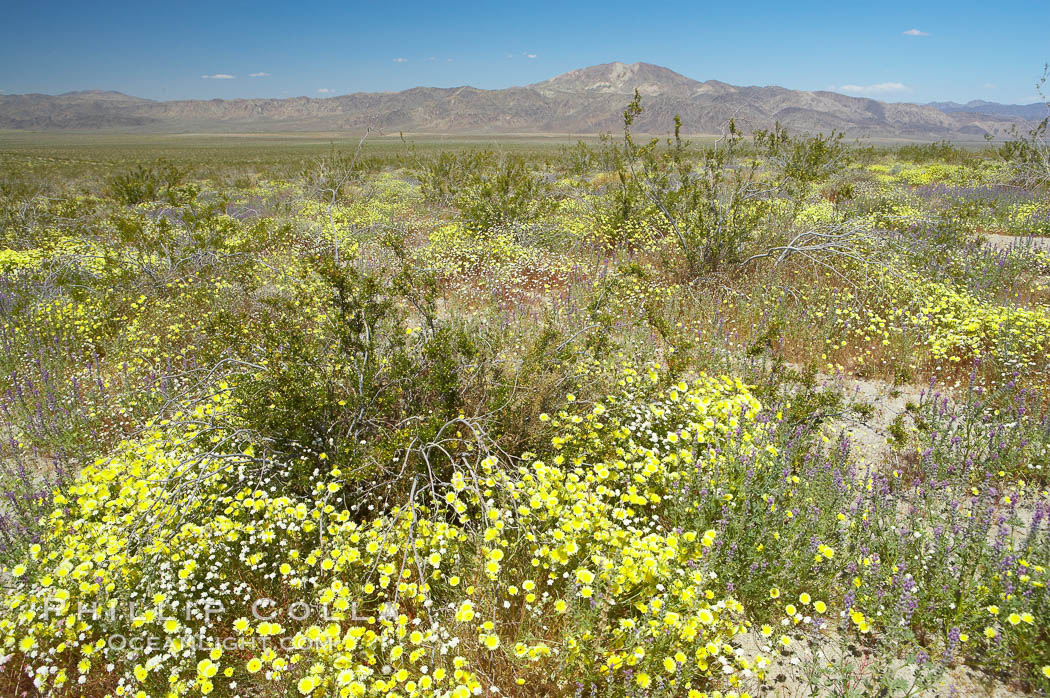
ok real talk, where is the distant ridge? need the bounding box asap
[0,62,1039,139]
[57,90,153,102]
[927,99,1048,122]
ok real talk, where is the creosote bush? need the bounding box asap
[619,92,772,275]
[105,159,191,206]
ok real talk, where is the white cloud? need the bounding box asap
[902,28,929,36]
[201,73,235,79]
[249,72,270,78]
[426,56,436,62]
[525,53,537,59]
[839,82,910,95]
[317,88,333,94]
[982,82,997,89]
[393,57,408,63]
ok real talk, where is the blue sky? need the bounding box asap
[1,0,1047,104]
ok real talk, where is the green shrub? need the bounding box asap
[454,153,554,231]
[621,92,771,274]
[897,140,972,165]
[105,159,188,205]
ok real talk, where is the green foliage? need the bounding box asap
[755,122,849,187]
[997,64,1050,189]
[621,91,771,274]
[559,140,598,177]
[454,152,554,231]
[897,140,972,165]
[409,148,557,231]
[411,149,473,204]
[583,133,652,243]
[105,159,190,205]
[235,254,484,495]
[998,117,1050,189]
[755,122,849,216]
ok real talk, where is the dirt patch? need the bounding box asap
[983,232,1049,253]
[813,371,925,468]
[738,627,1030,697]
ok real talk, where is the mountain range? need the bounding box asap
[925,99,1047,121]
[0,62,1042,140]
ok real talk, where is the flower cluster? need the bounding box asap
[0,368,779,697]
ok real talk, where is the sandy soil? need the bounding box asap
[983,232,1049,252]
